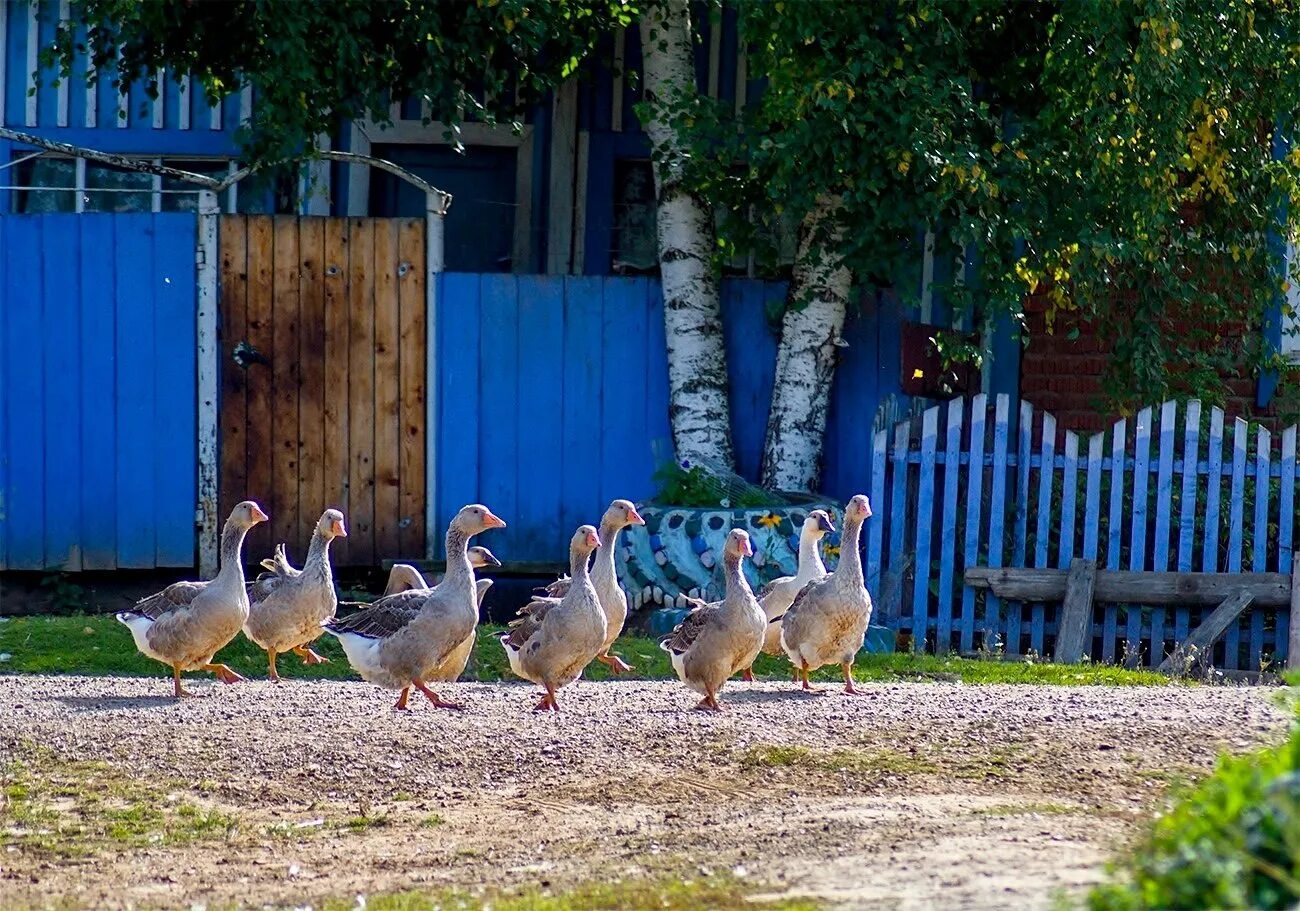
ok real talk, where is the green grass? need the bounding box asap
[741,743,940,776]
[312,876,820,911]
[971,801,1082,817]
[0,613,1172,686]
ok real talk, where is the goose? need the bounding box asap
[540,499,645,673]
[740,509,835,681]
[379,547,501,684]
[779,494,874,695]
[499,525,605,712]
[321,504,506,710]
[659,529,765,712]
[243,508,347,681]
[116,501,268,697]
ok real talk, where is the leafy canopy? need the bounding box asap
[49,0,636,165]
[683,0,1300,409]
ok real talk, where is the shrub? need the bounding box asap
[1090,716,1300,910]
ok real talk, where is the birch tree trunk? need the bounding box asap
[639,0,736,471]
[760,197,852,492]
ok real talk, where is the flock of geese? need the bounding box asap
[116,495,875,712]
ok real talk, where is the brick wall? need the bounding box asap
[1019,292,1278,433]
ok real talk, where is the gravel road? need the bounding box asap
[0,674,1288,910]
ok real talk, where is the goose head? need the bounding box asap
[469,545,502,570]
[231,500,269,528]
[846,494,872,522]
[385,563,428,595]
[725,528,754,558]
[604,498,646,529]
[804,509,836,537]
[453,504,507,536]
[572,524,601,555]
[317,508,348,540]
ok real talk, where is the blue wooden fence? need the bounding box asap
[0,212,198,570]
[871,395,1299,670]
[432,273,905,562]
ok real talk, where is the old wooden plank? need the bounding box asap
[347,218,377,565]
[1103,418,1127,660]
[959,392,987,652]
[1082,432,1103,560]
[1279,428,1296,660]
[912,405,939,649]
[1150,401,1177,663]
[1054,558,1097,663]
[1175,401,1201,645]
[888,419,909,620]
[243,216,276,560]
[1224,417,1248,668]
[322,219,351,563]
[271,216,302,555]
[867,425,887,602]
[936,397,962,652]
[1007,399,1033,654]
[1031,410,1055,654]
[1060,431,1079,566]
[1127,406,1152,659]
[296,217,326,552]
[1250,426,1271,667]
[986,394,1011,647]
[1159,589,1255,674]
[1203,407,1225,572]
[194,197,220,577]
[372,218,402,559]
[396,218,427,559]
[963,566,1291,607]
[1288,550,1300,671]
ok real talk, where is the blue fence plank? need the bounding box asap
[113,215,158,568]
[1083,433,1103,561]
[515,276,565,557]
[1175,400,1201,644]
[1203,408,1225,573]
[601,276,652,508]
[41,215,82,570]
[1060,432,1079,568]
[151,214,197,567]
[560,276,605,552]
[936,398,962,652]
[644,281,672,470]
[1126,407,1152,660]
[1280,426,1296,659]
[959,393,987,652]
[4,218,45,569]
[912,406,938,647]
[1224,417,1249,669]
[435,273,482,556]
[1251,427,1271,667]
[76,217,118,569]
[0,216,5,567]
[478,275,521,554]
[986,394,1011,647]
[888,421,908,627]
[1031,411,1055,654]
[722,281,776,481]
[1149,401,1176,664]
[1103,418,1127,661]
[867,427,887,601]
[1007,400,1033,653]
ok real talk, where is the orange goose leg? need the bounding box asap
[412,679,463,711]
[171,663,197,698]
[842,661,860,695]
[740,667,755,682]
[800,661,824,695]
[393,687,411,711]
[202,663,246,685]
[267,648,280,683]
[597,652,634,674]
[292,645,330,665]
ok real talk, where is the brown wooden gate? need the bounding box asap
[218,215,427,567]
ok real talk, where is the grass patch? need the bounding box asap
[0,614,1172,686]
[340,814,389,833]
[972,802,1081,817]
[1,743,240,857]
[314,876,819,911]
[741,744,939,776]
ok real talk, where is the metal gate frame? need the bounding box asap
[0,126,452,575]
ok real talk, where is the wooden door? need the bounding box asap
[218,215,427,567]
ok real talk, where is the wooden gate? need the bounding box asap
[218,215,427,566]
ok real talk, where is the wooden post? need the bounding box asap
[1054,558,1096,664]
[424,190,446,560]
[1288,551,1300,670]
[196,190,221,577]
[1159,589,1255,674]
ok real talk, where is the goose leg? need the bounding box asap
[800,661,824,695]
[171,663,197,698]
[292,645,330,666]
[842,661,859,695]
[412,679,464,711]
[393,687,411,711]
[532,692,554,712]
[202,663,246,685]
[740,666,755,682]
[693,689,723,712]
[266,649,280,683]
[597,652,634,674]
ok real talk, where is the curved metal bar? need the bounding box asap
[218,150,452,215]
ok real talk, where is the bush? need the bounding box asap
[1090,715,1300,910]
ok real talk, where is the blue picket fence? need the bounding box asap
[870,395,1298,670]
[0,212,199,570]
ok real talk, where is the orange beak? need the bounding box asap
[585,531,601,549]
[740,536,754,557]
[251,505,269,523]
[483,510,507,529]
[861,501,873,519]
[627,507,645,526]
[331,519,348,537]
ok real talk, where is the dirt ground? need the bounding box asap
[0,674,1288,910]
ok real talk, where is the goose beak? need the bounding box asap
[627,507,646,526]
[483,510,507,529]
[861,500,873,519]
[332,519,348,537]
[485,553,502,567]
[251,505,269,523]
[817,515,835,533]
[741,537,754,557]
[585,531,601,549]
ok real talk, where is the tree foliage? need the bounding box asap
[682,0,1300,410]
[49,0,635,165]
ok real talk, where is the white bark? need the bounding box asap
[640,0,736,470]
[761,198,851,492]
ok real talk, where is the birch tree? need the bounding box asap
[638,0,736,471]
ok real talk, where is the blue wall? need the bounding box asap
[0,212,198,570]
[433,273,902,562]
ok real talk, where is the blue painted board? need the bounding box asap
[1007,400,1032,653]
[959,394,986,652]
[888,421,908,627]
[114,214,157,568]
[513,275,564,556]
[912,406,938,647]
[1150,402,1176,663]
[477,275,521,554]
[1203,408,1225,574]
[435,273,482,556]
[1031,412,1055,654]
[1104,419,1127,661]
[1083,433,1103,561]
[0,216,6,565]
[1060,432,1079,566]
[78,216,117,569]
[867,428,886,602]
[1128,408,1152,659]
[1281,428,1296,660]
[643,281,672,472]
[1251,427,1271,666]
[721,280,777,481]
[936,398,962,652]
[41,215,81,569]
[1225,418,1248,668]
[4,217,45,568]
[151,214,197,566]
[600,276,651,508]
[560,276,605,547]
[986,395,1011,647]
[1178,401,1201,573]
